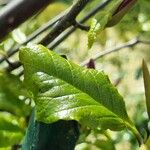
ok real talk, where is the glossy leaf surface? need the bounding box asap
[19,44,143,144]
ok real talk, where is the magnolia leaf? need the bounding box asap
[19,44,143,144]
[142,60,150,119]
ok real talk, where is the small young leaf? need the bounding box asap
[88,18,100,49]
[19,44,143,144]
[87,0,122,49]
[142,60,150,119]
[87,0,137,48]
[88,17,109,49]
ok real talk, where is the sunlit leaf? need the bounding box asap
[19,44,143,144]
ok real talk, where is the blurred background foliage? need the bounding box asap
[0,0,150,149]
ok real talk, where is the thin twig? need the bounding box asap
[0,0,91,63]
[6,38,150,73]
[81,38,150,66]
[72,21,90,31]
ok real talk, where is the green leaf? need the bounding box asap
[0,112,24,132]
[0,131,23,147]
[88,0,122,49]
[88,0,137,48]
[142,60,150,119]
[19,44,143,144]
[0,72,31,116]
[88,18,101,49]
[88,16,110,49]
[0,112,24,147]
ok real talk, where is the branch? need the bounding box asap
[0,0,111,64]
[72,21,90,31]
[7,38,150,74]
[81,38,150,66]
[0,0,91,63]
[0,0,54,41]
[40,0,91,45]
[48,0,112,49]
[2,0,113,73]
[0,10,66,63]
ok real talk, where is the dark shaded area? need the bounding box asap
[22,111,80,150]
[0,0,53,41]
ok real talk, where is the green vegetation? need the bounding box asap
[0,0,150,149]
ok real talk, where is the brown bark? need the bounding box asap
[0,0,53,41]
